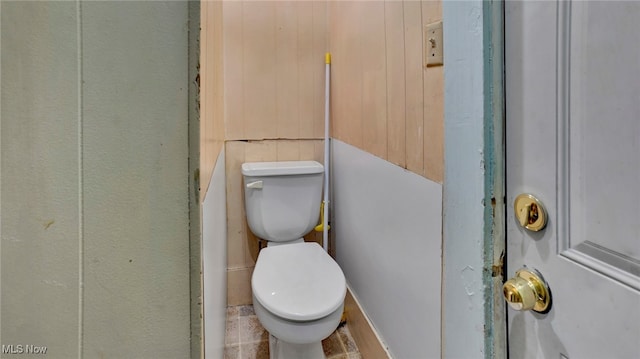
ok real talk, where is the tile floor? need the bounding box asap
[225,305,362,359]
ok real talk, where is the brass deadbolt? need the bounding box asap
[514,194,547,231]
[503,268,551,313]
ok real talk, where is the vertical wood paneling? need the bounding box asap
[224,141,249,306]
[276,2,300,139]
[312,1,328,138]
[329,1,347,142]
[223,1,326,141]
[404,0,425,176]
[213,1,225,161]
[422,0,442,24]
[223,1,245,140]
[328,0,443,183]
[422,1,444,183]
[244,140,279,163]
[385,0,407,168]
[298,2,316,138]
[299,140,317,161]
[227,267,254,306]
[314,140,325,164]
[330,1,364,148]
[361,2,388,159]
[225,141,246,269]
[276,140,301,160]
[201,0,226,200]
[243,2,277,140]
[342,2,364,149]
[423,66,444,183]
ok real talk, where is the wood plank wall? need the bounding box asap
[329,0,444,183]
[200,1,225,199]
[222,1,328,141]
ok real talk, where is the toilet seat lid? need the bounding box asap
[252,242,346,321]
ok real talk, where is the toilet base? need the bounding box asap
[269,334,325,359]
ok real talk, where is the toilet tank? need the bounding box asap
[241,161,324,242]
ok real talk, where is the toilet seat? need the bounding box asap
[252,242,346,322]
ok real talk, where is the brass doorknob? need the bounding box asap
[514,194,547,231]
[503,268,551,313]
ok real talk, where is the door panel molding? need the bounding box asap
[563,243,640,290]
[556,0,640,291]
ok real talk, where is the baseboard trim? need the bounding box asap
[344,287,392,359]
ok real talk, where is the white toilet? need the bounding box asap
[242,161,346,359]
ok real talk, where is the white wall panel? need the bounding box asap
[332,140,442,359]
[203,150,227,359]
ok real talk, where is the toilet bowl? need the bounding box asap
[242,161,347,359]
[253,241,346,358]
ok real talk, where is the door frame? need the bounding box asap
[442,0,506,358]
[188,2,203,358]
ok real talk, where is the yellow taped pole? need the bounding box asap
[322,53,331,252]
[314,202,330,232]
[324,53,346,324]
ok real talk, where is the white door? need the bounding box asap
[505,1,640,358]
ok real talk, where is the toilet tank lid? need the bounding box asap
[241,161,324,177]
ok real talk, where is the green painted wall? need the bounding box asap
[1,1,191,357]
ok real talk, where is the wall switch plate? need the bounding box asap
[425,21,443,67]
